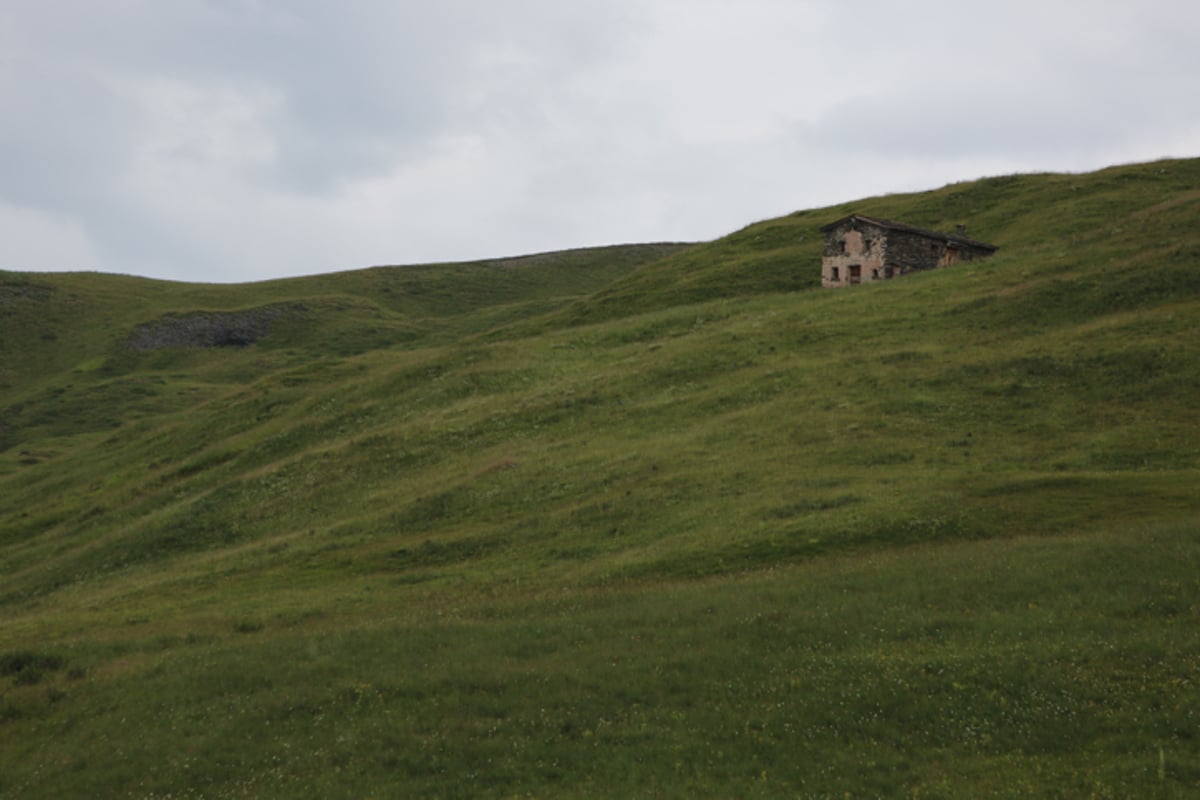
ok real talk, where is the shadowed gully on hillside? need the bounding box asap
[1,159,1199,798]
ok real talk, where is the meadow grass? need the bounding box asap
[2,158,1199,797]
[2,522,1196,798]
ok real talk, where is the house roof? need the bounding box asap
[820,214,998,252]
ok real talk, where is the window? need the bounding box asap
[831,266,840,281]
[871,269,880,279]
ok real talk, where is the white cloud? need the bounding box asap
[0,203,99,271]
[118,77,281,190]
[1,0,1198,282]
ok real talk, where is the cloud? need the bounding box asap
[794,0,1200,167]
[0,202,98,271]
[1,0,1198,282]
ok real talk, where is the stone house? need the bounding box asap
[820,214,997,288]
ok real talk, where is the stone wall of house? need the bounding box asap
[822,219,996,288]
[882,229,946,273]
[821,220,890,287]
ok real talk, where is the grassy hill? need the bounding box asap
[2,158,1199,798]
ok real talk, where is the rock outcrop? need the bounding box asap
[126,304,301,350]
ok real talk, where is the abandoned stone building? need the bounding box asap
[820,214,997,288]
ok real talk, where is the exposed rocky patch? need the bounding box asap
[126,304,302,350]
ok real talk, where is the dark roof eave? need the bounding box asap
[821,213,998,251]
[949,239,999,253]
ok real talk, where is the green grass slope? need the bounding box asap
[508,157,1200,332]
[0,243,687,453]
[1,159,1198,798]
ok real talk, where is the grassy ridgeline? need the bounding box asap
[1,158,1199,797]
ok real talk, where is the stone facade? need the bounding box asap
[820,215,997,288]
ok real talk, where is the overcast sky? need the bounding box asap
[3,1,1198,283]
